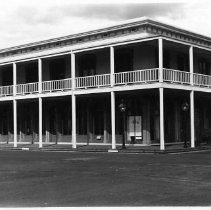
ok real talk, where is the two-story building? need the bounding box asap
[0,17,211,150]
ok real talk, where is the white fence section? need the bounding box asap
[0,85,13,96]
[163,68,191,84]
[42,78,72,92]
[75,74,110,89]
[114,68,159,85]
[16,82,39,95]
[193,73,211,87]
[3,69,211,98]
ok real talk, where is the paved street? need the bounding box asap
[0,150,210,207]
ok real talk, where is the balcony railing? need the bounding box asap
[114,68,159,85]
[1,68,211,98]
[0,85,13,96]
[193,73,211,87]
[75,74,110,89]
[163,68,191,84]
[16,82,39,95]
[42,78,72,92]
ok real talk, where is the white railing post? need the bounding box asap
[13,99,17,147]
[190,90,195,148]
[158,38,163,82]
[159,87,165,150]
[111,91,116,150]
[189,46,194,85]
[39,97,42,148]
[13,63,17,96]
[110,46,115,87]
[38,58,42,93]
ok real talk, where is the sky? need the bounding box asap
[0,0,211,49]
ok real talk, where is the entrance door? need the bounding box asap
[127,116,142,143]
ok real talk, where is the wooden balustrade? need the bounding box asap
[75,74,110,89]
[193,73,211,87]
[0,85,13,96]
[163,68,191,84]
[16,82,39,95]
[0,69,211,98]
[114,68,159,85]
[42,78,72,92]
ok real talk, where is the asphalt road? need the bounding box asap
[0,150,210,207]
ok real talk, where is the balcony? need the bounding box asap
[0,68,211,98]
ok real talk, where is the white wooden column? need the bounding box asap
[71,52,76,148]
[189,46,194,85]
[13,99,17,147]
[71,53,76,90]
[13,63,17,96]
[72,94,76,148]
[159,88,165,150]
[38,58,42,93]
[190,90,195,148]
[158,38,163,82]
[111,91,116,149]
[103,108,107,143]
[39,97,42,148]
[110,46,115,87]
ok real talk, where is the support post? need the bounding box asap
[72,94,76,148]
[38,58,42,93]
[13,63,17,96]
[159,88,165,150]
[13,99,17,147]
[158,38,163,82]
[189,46,194,85]
[111,91,116,149]
[190,90,195,148]
[71,52,76,148]
[71,53,76,90]
[110,46,115,87]
[103,107,107,143]
[39,97,42,148]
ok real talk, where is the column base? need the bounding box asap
[108,149,118,153]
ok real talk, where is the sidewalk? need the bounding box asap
[0,142,211,154]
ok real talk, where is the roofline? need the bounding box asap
[1,16,211,53]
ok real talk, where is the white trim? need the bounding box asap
[163,36,211,53]
[0,36,157,66]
